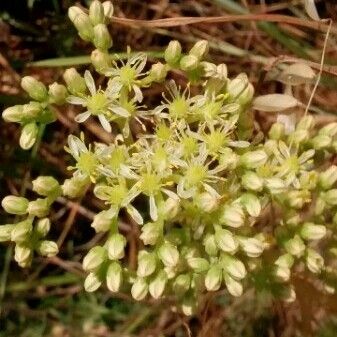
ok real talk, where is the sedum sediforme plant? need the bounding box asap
[1,0,337,315]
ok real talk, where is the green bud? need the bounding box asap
[238,237,264,258]
[287,190,310,209]
[319,122,337,137]
[131,277,148,301]
[36,240,58,257]
[28,198,50,218]
[324,189,337,206]
[140,222,161,245]
[238,83,254,105]
[239,193,261,217]
[106,261,122,292]
[158,242,179,267]
[48,83,68,105]
[219,148,239,170]
[73,13,94,41]
[84,272,102,292]
[2,105,24,123]
[275,253,294,268]
[289,129,309,144]
[102,1,114,19]
[221,255,246,280]
[107,233,126,260]
[299,171,318,190]
[179,55,199,71]
[224,273,243,297]
[187,257,209,273]
[83,246,107,271]
[89,0,105,25]
[242,171,264,192]
[240,150,268,169]
[149,62,168,82]
[284,235,305,257]
[221,203,245,228]
[91,210,113,233]
[306,248,324,273]
[181,296,196,316]
[164,40,182,65]
[173,274,190,295]
[311,134,332,150]
[21,76,48,102]
[196,192,219,213]
[11,219,33,243]
[2,195,29,215]
[91,49,111,73]
[189,40,209,60]
[297,115,315,130]
[68,6,84,22]
[19,122,38,150]
[14,244,32,268]
[319,165,337,190]
[32,176,60,196]
[269,122,285,140]
[63,68,87,95]
[203,234,218,256]
[137,251,157,277]
[265,177,286,194]
[162,197,180,220]
[301,222,326,241]
[227,73,249,99]
[205,266,222,291]
[215,227,238,254]
[272,264,290,282]
[35,218,51,238]
[0,224,15,242]
[149,271,167,299]
[62,175,89,198]
[93,24,112,51]
[22,102,42,120]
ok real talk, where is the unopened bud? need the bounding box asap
[187,257,209,273]
[215,227,238,253]
[299,171,318,190]
[189,40,209,60]
[149,62,167,82]
[158,242,179,267]
[73,13,94,42]
[35,218,50,237]
[32,176,60,196]
[269,122,285,140]
[240,150,267,169]
[273,265,290,282]
[284,235,305,257]
[102,1,114,19]
[137,251,157,277]
[107,233,126,260]
[242,171,264,192]
[203,234,218,256]
[2,195,29,215]
[84,272,102,292]
[19,122,38,150]
[221,255,246,280]
[324,189,337,206]
[131,277,148,301]
[62,175,89,198]
[89,0,105,25]
[306,248,324,273]
[219,148,239,170]
[106,261,122,292]
[149,271,167,299]
[37,240,58,257]
[265,177,286,194]
[319,122,337,137]
[21,76,48,102]
[205,266,222,291]
[239,193,261,217]
[83,246,106,271]
[275,253,294,268]
[93,24,112,51]
[312,134,332,150]
[319,165,337,190]
[224,274,243,297]
[2,105,24,122]
[68,6,84,22]
[91,210,113,233]
[297,115,315,130]
[28,198,50,218]
[48,83,68,105]
[301,222,326,241]
[14,244,32,268]
[140,222,161,245]
[287,190,310,209]
[11,219,33,243]
[238,237,264,258]
[164,40,182,65]
[196,192,219,213]
[0,224,14,242]
[227,73,249,99]
[221,203,245,227]
[179,55,199,72]
[91,49,111,73]
[237,83,254,105]
[63,68,87,95]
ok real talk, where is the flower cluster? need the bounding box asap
[1,0,336,315]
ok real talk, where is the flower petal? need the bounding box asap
[126,205,143,225]
[98,114,112,133]
[75,111,91,123]
[84,70,96,96]
[67,96,86,105]
[149,195,158,221]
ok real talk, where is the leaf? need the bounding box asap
[253,94,299,112]
[280,63,316,85]
[304,0,320,21]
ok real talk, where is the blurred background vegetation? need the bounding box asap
[1,0,337,336]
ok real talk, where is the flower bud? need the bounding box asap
[149,62,168,82]
[227,73,249,99]
[137,251,157,277]
[203,234,218,256]
[319,122,337,137]
[269,122,285,140]
[299,171,318,190]
[102,1,114,19]
[238,237,264,258]
[222,255,246,280]
[242,171,264,192]
[240,150,268,169]
[93,24,112,51]
[84,272,102,292]
[21,76,48,102]
[284,235,305,257]
[14,244,32,268]
[300,223,326,241]
[32,176,60,196]
[149,271,167,299]
[107,233,126,260]
[189,40,209,60]
[196,192,219,213]
[28,198,50,218]
[73,13,94,41]
[275,253,294,268]
[221,204,245,228]
[35,218,51,238]
[62,175,89,198]
[68,6,84,22]
[273,264,291,282]
[22,102,42,120]
[63,68,87,95]
[2,195,29,215]
[215,227,239,254]
[106,261,122,292]
[179,55,199,71]
[164,40,182,65]
[11,219,33,243]
[83,246,106,271]
[296,115,315,130]
[131,277,148,301]
[181,296,196,316]
[324,189,337,206]
[91,210,113,233]
[306,248,324,273]
[205,266,222,291]
[19,122,38,150]
[158,242,179,267]
[238,83,254,105]
[312,134,332,150]
[37,240,59,257]
[287,190,310,209]
[162,197,180,220]
[91,49,111,73]
[265,177,286,194]
[224,274,243,297]
[48,83,68,105]
[89,0,105,25]
[239,193,261,217]
[319,165,337,190]
[0,224,14,242]
[289,129,309,144]
[187,257,209,273]
[140,222,161,245]
[173,274,190,295]
[219,148,239,170]
[2,105,24,122]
